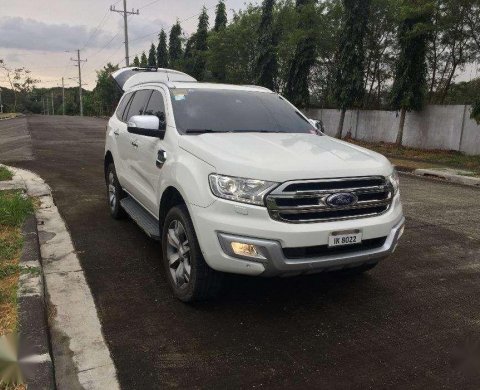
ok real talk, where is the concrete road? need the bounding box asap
[2,115,480,389]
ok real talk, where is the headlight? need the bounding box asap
[209,174,278,206]
[388,169,400,194]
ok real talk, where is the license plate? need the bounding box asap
[328,231,362,248]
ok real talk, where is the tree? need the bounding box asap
[0,59,37,112]
[140,52,148,67]
[255,0,278,90]
[472,98,480,124]
[92,63,122,116]
[169,22,183,69]
[183,34,197,76]
[148,43,157,67]
[133,55,140,66]
[390,0,433,146]
[192,7,210,80]
[284,0,318,107]
[214,0,228,31]
[157,29,169,68]
[333,0,372,138]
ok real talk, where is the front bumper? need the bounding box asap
[217,217,405,277]
[190,193,404,277]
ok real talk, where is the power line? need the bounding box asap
[82,10,111,50]
[138,0,162,10]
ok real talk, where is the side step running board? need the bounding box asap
[120,196,160,240]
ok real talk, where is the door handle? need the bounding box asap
[156,150,167,168]
[131,140,138,148]
[113,130,120,136]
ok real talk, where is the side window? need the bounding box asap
[144,91,166,126]
[116,92,133,122]
[125,90,152,122]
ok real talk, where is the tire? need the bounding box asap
[106,163,126,219]
[162,205,223,302]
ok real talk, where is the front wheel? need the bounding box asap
[162,205,223,302]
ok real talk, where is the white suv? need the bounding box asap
[105,67,405,302]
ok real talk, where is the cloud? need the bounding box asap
[0,17,114,52]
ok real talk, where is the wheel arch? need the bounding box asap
[104,151,114,179]
[159,186,187,230]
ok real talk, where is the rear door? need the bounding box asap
[122,89,152,197]
[112,92,134,186]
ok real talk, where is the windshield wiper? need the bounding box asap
[184,129,217,134]
[231,130,283,133]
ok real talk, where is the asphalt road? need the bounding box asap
[2,115,480,389]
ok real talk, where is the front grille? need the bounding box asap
[283,237,388,259]
[266,177,393,223]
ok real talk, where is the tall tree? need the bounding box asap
[148,43,157,67]
[183,34,197,76]
[390,0,433,145]
[0,59,37,112]
[255,0,278,90]
[157,29,169,68]
[333,0,372,138]
[133,55,140,66]
[214,0,228,31]
[92,63,121,116]
[140,52,148,67]
[169,22,183,69]
[192,7,210,80]
[284,0,318,107]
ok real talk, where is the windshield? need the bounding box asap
[169,88,316,134]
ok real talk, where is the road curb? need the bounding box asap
[2,164,120,390]
[395,165,480,189]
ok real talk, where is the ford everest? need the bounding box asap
[105,67,405,302]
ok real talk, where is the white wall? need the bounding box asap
[304,105,480,156]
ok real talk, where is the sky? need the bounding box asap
[0,0,250,90]
[0,0,477,91]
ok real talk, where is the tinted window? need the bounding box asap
[144,91,166,125]
[116,92,133,122]
[125,90,152,122]
[169,89,315,134]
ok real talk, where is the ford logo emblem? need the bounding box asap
[326,192,358,208]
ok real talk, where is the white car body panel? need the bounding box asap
[105,72,405,277]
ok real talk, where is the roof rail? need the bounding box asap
[111,67,197,91]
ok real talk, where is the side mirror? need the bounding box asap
[128,115,165,138]
[308,118,325,135]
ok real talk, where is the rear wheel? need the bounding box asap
[162,205,222,302]
[106,163,126,219]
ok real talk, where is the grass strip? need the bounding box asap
[0,167,13,182]
[0,191,33,336]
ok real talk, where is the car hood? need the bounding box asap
[178,132,392,182]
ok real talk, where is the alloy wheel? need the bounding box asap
[166,219,191,287]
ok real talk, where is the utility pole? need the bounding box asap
[110,0,139,67]
[0,87,3,114]
[71,49,87,116]
[46,96,49,115]
[42,96,45,115]
[51,91,55,115]
[62,77,65,116]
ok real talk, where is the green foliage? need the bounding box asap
[133,55,140,67]
[191,7,210,80]
[169,22,183,69]
[472,97,480,124]
[157,29,169,68]
[255,0,278,90]
[390,0,433,112]
[0,167,12,182]
[334,0,372,111]
[140,52,148,67]
[214,0,228,31]
[284,0,318,106]
[148,43,157,67]
[0,191,33,227]
[207,6,261,85]
[89,63,121,116]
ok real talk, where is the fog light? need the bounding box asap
[231,242,264,259]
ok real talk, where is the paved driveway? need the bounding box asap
[2,115,480,389]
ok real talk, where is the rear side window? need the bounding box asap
[144,91,166,125]
[116,93,133,122]
[125,90,152,122]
